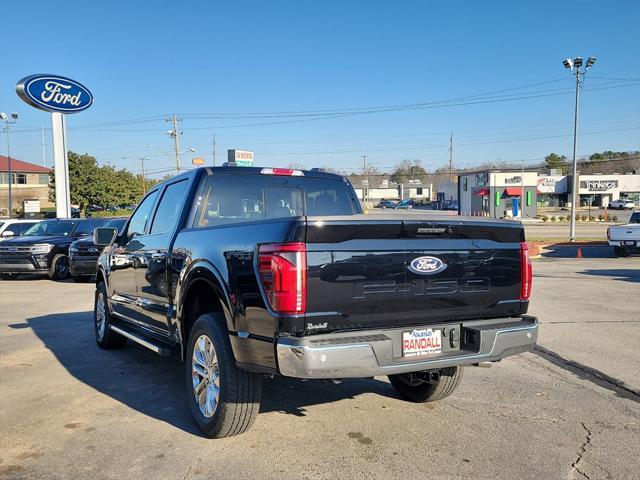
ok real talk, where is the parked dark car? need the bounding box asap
[0,218,111,280]
[92,166,537,438]
[375,199,398,209]
[69,218,127,282]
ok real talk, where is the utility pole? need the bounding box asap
[212,133,216,166]
[41,125,46,167]
[362,155,368,207]
[563,56,596,242]
[448,131,453,181]
[166,115,182,174]
[139,157,147,194]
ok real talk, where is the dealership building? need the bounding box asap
[458,169,640,218]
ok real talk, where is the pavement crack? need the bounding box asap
[568,422,592,480]
[533,345,640,403]
[181,465,192,480]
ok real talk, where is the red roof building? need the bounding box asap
[0,155,52,173]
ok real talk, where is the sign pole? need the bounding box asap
[51,112,71,218]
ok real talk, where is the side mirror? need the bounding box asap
[1,230,15,237]
[93,227,118,247]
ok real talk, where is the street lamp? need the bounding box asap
[563,55,596,242]
[1,112,18,218]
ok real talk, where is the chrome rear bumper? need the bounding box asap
[277,316,538,379]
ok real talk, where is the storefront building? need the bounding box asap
[536,173,640,208]
[458,170,538,219]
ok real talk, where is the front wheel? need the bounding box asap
[186,313,262,438]
[94,282,127,349]
[49,254,70,281]
[389,367,463,403]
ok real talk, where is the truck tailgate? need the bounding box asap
[304,215,527,333]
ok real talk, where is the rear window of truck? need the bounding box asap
[192,174,358,227]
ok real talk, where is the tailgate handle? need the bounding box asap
[417,227,448,235]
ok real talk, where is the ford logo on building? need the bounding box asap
[408,256,447,275]
[16,74,93,113]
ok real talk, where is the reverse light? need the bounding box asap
[520,242,533,301]
[258,242,306,314]
[260,168,304,177]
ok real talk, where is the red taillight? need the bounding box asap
[258,242,306,314]
[520,242,533,300]
[606,227,611,240]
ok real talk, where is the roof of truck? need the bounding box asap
[160,166,346,185]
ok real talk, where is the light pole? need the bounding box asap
[563,56,596,242]
[1,112,18,218]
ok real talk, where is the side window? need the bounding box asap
[75,221,95,236]
[150,180,189,235]
[126,190,159,240]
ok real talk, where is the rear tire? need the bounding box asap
[94,282,127,349]
[185,313,262,438]
[389,367,463,403]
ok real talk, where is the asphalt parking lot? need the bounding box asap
[1,256,639,480]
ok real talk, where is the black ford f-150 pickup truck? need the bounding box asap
[92,166,537,438]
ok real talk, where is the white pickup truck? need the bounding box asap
[607,211,640,256]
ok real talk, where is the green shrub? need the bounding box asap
[550,216,557,222]
[89,209,131,218]
[598,214,604,221]
[541,215,548,222]
[580,215,587,221]
[611,215,618,222]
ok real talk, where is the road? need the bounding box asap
[0,258,639,480]
[367,207,634,241]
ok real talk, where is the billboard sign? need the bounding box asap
[227,149,254,167]
[16,74,93,114]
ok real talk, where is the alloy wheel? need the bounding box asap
[192,334,220,418]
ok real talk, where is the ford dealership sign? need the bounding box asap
[408,256,447,275]
[16,74,93,113]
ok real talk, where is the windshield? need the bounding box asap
[105,218,127,233]
[23,220,78,237]
[630,212,640,224]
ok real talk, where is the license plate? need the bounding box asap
[623,241,636,246]
[402,328,442,357]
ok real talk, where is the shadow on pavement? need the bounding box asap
[25,311,398,436]
[578,269,640,283]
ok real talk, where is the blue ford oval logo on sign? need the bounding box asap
[16,74,93,113]
[408,256,447,275]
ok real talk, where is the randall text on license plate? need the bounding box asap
[402,328,442,357]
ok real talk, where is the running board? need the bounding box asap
[109,325,174,356]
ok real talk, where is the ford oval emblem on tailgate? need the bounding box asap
[408,256,447,275]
